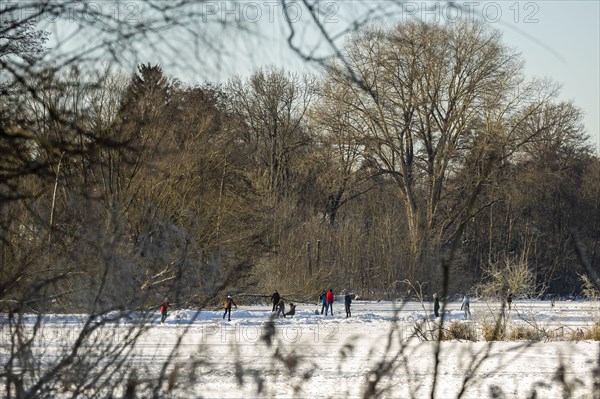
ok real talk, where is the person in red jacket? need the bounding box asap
[159,298,170,323]
[325,289,334,316]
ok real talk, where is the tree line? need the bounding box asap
[1,20,598,313]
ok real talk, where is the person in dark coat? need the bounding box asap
[223,294,237,321]
[276,298,286,318]
[285,303,296,317]
[159,298,170,323]
[433,293,440,317]
[271,291,281,312]
[344,290,352,318]
[325,289,334,316]
[506,292,513,311]
[319,290,327,315]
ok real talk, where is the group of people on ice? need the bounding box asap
[161,289,352,324]
[270,290,297,318]
[161,289,519,323]
[319,289,353,318]
[271,288,353,318]
[159,294,240,323]
[432,291,514,320]
[431,293,472,319]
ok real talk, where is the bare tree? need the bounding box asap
[308,79,379,226]
[228,67,315,204]
[320,20,565,284]
[1,1,599,397]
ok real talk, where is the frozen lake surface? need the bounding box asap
[1,299,599,398]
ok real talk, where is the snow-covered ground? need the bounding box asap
[2,299,599,398]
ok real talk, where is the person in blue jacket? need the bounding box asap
[319,290,327,315]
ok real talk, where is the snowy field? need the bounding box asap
[2,299,599,398]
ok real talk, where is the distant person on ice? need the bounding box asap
[506,292,513,311]
[276,298,286,318]
[223,294,237,321]
[460,294,471,319]
[285,303,296,317]
[271,290,280,312]
[159,298,170,323]
[319,290,327,315]
[433,293,440,318]
[326,289,334,316]
[344,290,352,318]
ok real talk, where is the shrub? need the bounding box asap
[481,319,506,341]
[412,320,441,341]
[545,326,567,341]
[568,323,600,341]
[445,321,477,341]
[508,324,543,341]
[568,328,586,341]
[582,322,600,341]
[579,274,600,300]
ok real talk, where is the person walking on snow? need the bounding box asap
[433,293,440,318]
[319,290,327,315]
[460,294,471,319]
[223,294,237,321]
[159,298,170,323]
[506,292,513,311]
[326,289,334,316]
[271,290,280,312]
[344,290,352,318]
[276,298,286,318]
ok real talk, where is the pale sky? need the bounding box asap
[177,1,600,152]
[496,0,600,152]
[37,1,600,152]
